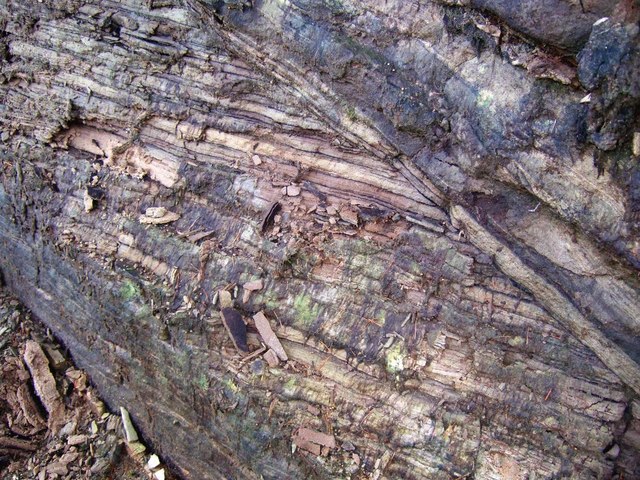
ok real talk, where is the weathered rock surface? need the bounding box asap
[469,0,615,51]
[0,0,639,479]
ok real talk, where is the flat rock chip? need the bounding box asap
[145,207,166,218]
[218,290,233,309]
[139,210,180,224]
[221,308,249,352]
[242,280,263,303]
[263,349,279,367]
[261,202,281,233]
[120,407,139,443]
[295,427,336,449]
[23,340,66,433]
[292,427,336,455]
[243,279,263,291]
[339,208,359,226]
[16,383,47,430]
[286,185,301,197]
[67,434,88,446]
[253,312,288,361]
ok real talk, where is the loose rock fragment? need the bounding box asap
[188,230,214,243]
[127,441,147,456]
[66,368,87,391]
[154,468,166,480]
[218,290,233,309]
[23,340,66,433]
[145,207,166,218]
[243,279,263,292]
[147,454,161,469]
[296,427,336,449]
[139,207,180,225]
[242,279,263,303]
[59,419,77,437]
[261,202,282,233]
[88,391,106,416]
[67,434,88,446]
[252,154,262,165]
[633,132,640,156]
[47,462,68,476]
[292,427,336,455]
[220,308,249,352]
[253,312,288,361]
[83,189,94,212]
[295,438,321,456]
[286,185,301,197]
[43,345,67,370]
[104,412,115,424]
[120,407,139,443]
[342,441,355,451]
[59,451,79,465]
[0,436,37,452]
[16,383,47,430]
[339,208,359,226]
[604,443,620,460]
[241,290,251,304]
[263,349,279,367]
[250,359,266,375]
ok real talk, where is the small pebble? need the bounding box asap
[250,359,266,376]
[342,441,355,451]
[286,185,301,197]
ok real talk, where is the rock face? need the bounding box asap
[470,0,616,51]
[0,0,639,479]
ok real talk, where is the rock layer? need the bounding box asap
[1,0,639,479]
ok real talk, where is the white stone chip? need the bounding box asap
[147,454,161,470]
[120,407,139,443]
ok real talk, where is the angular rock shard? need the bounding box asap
[292,427,336,456]
[22,341,65,434]
[220,308,249,353]
[253,311,288,362]
[120,407,139,443]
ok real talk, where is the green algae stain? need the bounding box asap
[345,105,358,122]
[508,336,525,347]
[293,293,320,327]
[195,373,209,391]
[222,377,239,393]
[385,340,407,374]
[119,280,141,301]
[259,290,279,310]
[282,377,297,396]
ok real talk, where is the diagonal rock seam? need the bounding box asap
[450,205,640,396]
